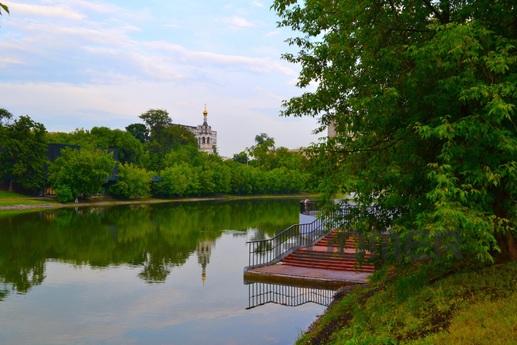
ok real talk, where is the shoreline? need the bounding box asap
[0,193,319,215]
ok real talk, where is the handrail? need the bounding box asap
[246,209,347,269]
[246,221,312,244]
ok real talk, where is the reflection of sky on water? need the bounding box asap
[0,231,324,345]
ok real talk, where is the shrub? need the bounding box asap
[54,185,74,203]
[109,163,152,199]
[49,148,115,201]
[153,163,199,197]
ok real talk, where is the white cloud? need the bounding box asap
[223,15,255,29]
[0,81,319,156]
[0,1,318,154]
[143,41,295,77]
[9,1,84,20]
[65,0,119,14]
[0,56,23,68]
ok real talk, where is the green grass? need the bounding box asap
[0,190,55,206]
[297,262,517,345]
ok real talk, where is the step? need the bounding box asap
[283,257,374,269]
[282,255,375,268]
[281,261,375,272]
[290,252,373,260]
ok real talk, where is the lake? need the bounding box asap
[0,199,332,345]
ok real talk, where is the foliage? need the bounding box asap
[48,148,115,201]
[125,123,149,143]
[54,185,74,203]
[273,0,517,264]
[0,114,47,193]
[109,163,152,200]
[139,109,172,135]
[89,127,146,165]
[296,262,517,345]
[0,2,8,15]
[232,151,249,164]
[47,127,146,165]
[0,108,12,124]
[153,163,199,197]
[248,132,276,168]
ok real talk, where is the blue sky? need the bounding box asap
[0,0,321,156]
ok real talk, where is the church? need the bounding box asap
[183,106,218,154]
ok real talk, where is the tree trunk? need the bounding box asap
[506,233,517,260]
[493,187,517,261]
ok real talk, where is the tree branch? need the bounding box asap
[422,0,446,24]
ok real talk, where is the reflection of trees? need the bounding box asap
[0,288,8,301]
[0,199,299,295]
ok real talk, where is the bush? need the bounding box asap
[153,163,199,197]
[49,148,115,201]
[54,185,74,203]
[109,163,152,199]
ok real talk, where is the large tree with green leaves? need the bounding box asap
[49,148,115,202]
[0,114,47,193]
[273,0,517,264]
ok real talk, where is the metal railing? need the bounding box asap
[246,209,346,269]
[247,282,336,309]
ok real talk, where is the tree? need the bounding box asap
[47,127,146,165]
[126,123,149,143]
[90,127,146,165]
[49,148,115,201]
[249,133,276,168]
[0,115,47,193]
[0,108,12,125]
[139,109,172,136]
[273,0,517,264]
[232,151,249,164]
[109,163,152,200]
[153,163,199,197]
[148,125,197,170]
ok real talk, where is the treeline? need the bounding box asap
[0,108,314,202]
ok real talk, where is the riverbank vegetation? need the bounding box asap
[273,0,516,343]
[297,262,517,345]
[0,108,316,203]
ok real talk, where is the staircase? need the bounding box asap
[279,230,375,273]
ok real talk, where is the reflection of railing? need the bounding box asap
[247,282,336,309]
[246,209,347,269]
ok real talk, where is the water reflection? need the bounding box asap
[0,199,298,299]
[247,282,336,309]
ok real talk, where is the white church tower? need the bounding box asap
[194,105,217,154]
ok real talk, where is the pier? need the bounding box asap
[244,208,375,289]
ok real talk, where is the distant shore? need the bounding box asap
[0,193,319,216]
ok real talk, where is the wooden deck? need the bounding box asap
[244,230,374,289]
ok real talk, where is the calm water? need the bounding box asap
[0,199,330,345]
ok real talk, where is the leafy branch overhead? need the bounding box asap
[273,0,517,265]
[0,2,9,15]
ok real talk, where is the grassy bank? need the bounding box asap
[0,191,56,207]
[298,262,517,345]
[0,191,318,217]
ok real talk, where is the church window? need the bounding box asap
[202,137,206,144]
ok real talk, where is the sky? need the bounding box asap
[0,0,322,156]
